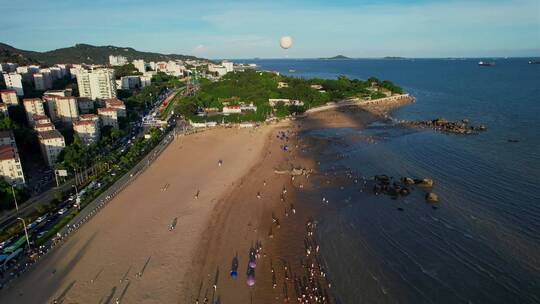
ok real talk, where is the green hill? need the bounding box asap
[0,43,202,66]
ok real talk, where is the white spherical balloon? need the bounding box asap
[280,36,293,49]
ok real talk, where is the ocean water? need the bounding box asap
[251,59,540,303]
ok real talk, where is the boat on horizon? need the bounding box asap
[478,61,496,66]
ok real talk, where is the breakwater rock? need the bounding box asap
[398,118,487,135]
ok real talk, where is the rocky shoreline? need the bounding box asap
[397,118,487,135]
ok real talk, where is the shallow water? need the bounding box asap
[252,58,540,303]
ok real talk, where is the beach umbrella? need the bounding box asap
[230,270,238,279]
[280,36,293,49]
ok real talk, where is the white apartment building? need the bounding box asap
[222,61,234,73]
[34,73,53,91]
[133,59,147,73]
[73,116,100,145]
[49,67,63,80]
[44,89,72,97]
[3,73,24,96]
[0,89,19,105]
[109,55,128,66]
[98,107,118,128]
[55,96,79,126]
[76,68,117,100]
[140,75,152,88]
[208,64,228,77]
[38,130,65,166]
[0,131,25,185]
[34,122,55,132]
[23,98,46,126]
[120,76,141,90]
[105,98,126,117]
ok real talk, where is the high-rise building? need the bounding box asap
[133,59,147,73]
[23,98,46,126]
[3,73,24,96]
[55,96,79,126]
[33,72,53,91]
[0,130,25,185]
[76,68,117,100]
[109,55,128,66]
[37,130,65,167]
[222,61,234,73]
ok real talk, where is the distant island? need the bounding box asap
[320,55,351,60]
[383,56,406,60]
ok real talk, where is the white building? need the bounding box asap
[0,63,17,73]
[74,115,100,145]
[105,98,126,117]
[55,96,79,126]
[140,75,152,88]
[3,73,24,96]
[222,105,242,114]
[0,131,25,185]
[0,89,19,105]
[76,68,117,100]
[23,98,46,126]
[98,107,118,128]
[222,61,234,73]
[34,122,55,132]
[37,130,65,167]
[109,55,128,66]
[133,59,147,73]
[34,72,53,91]
[120,76,141,90]
[208,64,228,77]
[268,99,304,107]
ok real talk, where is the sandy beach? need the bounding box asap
[0,125,277,303]
[0,100,405,304]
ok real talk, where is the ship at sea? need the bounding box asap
[478,61,496,66]
[528,60,540,64]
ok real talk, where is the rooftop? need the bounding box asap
[0,89,17,94]
[105,98,125,107]
[98,107,117,114]
[0,145,16,161]
[74,120,97,127]
[80,114,98,120]
[38,129,64,140]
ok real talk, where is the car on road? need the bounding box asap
[57,208,68,215]
[36,215,48,223]
[36,230,48,238]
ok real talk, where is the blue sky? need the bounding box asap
[0,0,539,58]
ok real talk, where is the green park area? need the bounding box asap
[175,70,403,122]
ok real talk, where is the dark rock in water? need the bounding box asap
[400,188,410,196]
[375,175,390,184]
[415,178,434,187]
[398,118,486,135]
[425,192,439,203]
[397,207,404,211]
[401,177,415,185]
